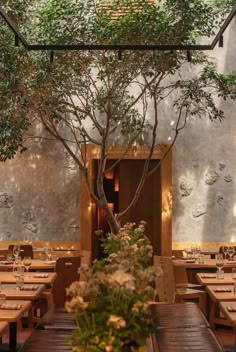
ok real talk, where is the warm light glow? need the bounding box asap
[108,203,114,211]
[105,170,114,179]
[114,177,119,191]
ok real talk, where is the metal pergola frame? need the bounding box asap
[0,5,236,52]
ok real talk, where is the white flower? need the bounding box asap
[107,270,135,290]
[107,315,126,329]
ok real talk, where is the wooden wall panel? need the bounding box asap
[80,145,172,258]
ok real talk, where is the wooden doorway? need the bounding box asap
[80,145,172,258]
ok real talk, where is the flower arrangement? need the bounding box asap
[66,221,158,352]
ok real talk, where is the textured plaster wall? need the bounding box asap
[0,127,80,242]
[172,20,236,243]
[0,21,236,244]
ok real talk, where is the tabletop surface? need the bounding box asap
[219,301,236,325]
[0,272,56,286]
[0,300,31,322]
[206,285,236,302]
[0,259,56,270]
[173,258,236,268]
[197,272,235,285]
[0,283,45,300]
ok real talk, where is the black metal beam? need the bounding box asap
[27,43,212,51]
[211,5,236,49]
[0,5,236,52]
[0,7,28,48]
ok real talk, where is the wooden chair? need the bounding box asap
[174,265,203,290]
[172,249,184,259]
[159,257,206,315]
[52,256,81,307]
[219,245,236,260]
[8,244,33,259]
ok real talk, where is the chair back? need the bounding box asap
[8,245,33,259]
[160,256,176,303]
[52,256,81,307]
[219,246,236,260]
[80,250,91,267]
[172,250,184,259]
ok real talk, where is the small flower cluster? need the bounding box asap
[66,222,157,352]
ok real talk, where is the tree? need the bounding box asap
[1,0,236,234]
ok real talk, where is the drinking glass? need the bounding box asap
[228,246,235,261]
[13,245,21,261]
[12,265,20,278]
[23,256,32,275]
[232,268,236,293]
[223,246,228,260]
[191,244,197,259]
[216,253,224,279]
[196,246,201,258]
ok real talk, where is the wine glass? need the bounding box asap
[216,254,224,279]
[12,264,21,278]
[191,244,197,259]
[196,246,201,258]
[222,246,228,260]
[13,245,21,261]
[228,246,235,262]
[232,268,236,293]
[23,256,32,275]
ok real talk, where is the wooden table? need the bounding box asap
[197,272,235,286]
[206,284,236,328]
[0,272,57,288]
[173,259,236,284]
[0,259,56,271]
[220,301,236,351]
[0,300,31,351]
[0,284,45,301]
[173,258,236,269]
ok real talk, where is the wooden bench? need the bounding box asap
[153,327,223,352]
[150,302,223,352]
[40,308,75,330]
[18,330,73,351]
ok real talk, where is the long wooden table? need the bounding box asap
[0,300,32,351]
[197,272,236,286]
[0,284,45,301]
[173,259,236,284]
[173,258,236,268]
[206,284,236,328]
[0,272,57,288]
[0,259,56,271]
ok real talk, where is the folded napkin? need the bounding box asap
[20,285,38,291]
[44,261,56,265]
[213,287,231,292]
[226,261,236,264]
[0,303,22,310]
[202,274,216,278]
[33,273,48,278]
[227,305,236,312]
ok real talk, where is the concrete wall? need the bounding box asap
[0,20,236,245]
[0,128,80,242]
[172,20,236,244]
